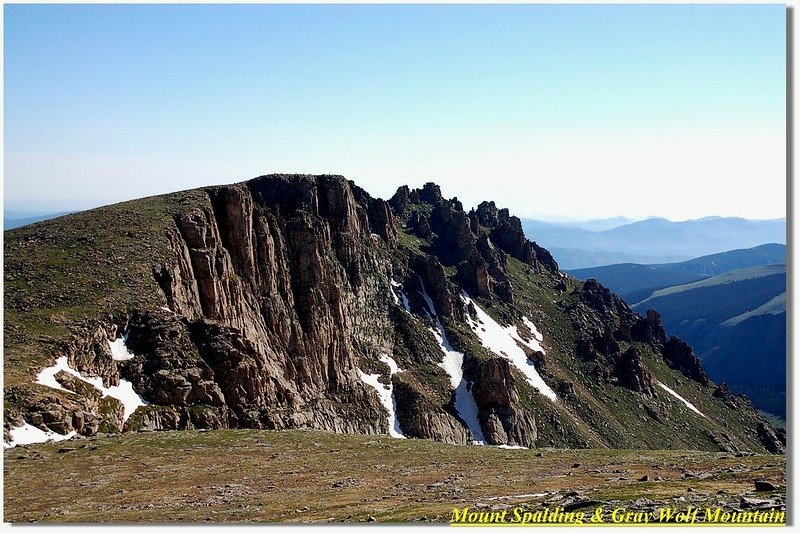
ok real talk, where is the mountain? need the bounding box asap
[530,216,633,232]
[4,211,72,230]
[569,244,786,303]
[3,174,783,454]
[627,265,786,419]
[522,217,786,269]
[550,247,689,271]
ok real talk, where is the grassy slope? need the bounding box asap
[4,191,208,388]
[568,244,786,300]
[3,429,785,523]
[632,272,785,346]
[499,258,772,452]
[638,264,785,304]
[723,293,786,327]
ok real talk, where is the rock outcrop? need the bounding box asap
[757,422,786,454]
[712,383,741,410]
[631,309,668,347]
[3,173,783,455]
[393,374,470,445]
[471,358,537,447]
[150,176,399,434]
[614,347,656,397]
[662,337,710,385]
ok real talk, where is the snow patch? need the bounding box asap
[4,423,76,448]
[35,356,75,393]
[461,292,557,402]
[35,356,148,422]
[657,382,705,417]
[496,444,528,450]
[358,354,406,439]
[417,279,485,445]
[417,277,437,319]
[108,334,135,361]
[521,316,543,343]
[390,279,411,313]
[160,306,172,313]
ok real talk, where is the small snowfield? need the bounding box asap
[358,354,406,439]
[34,356,147,423]
[658,382,706,417]
[3,424,76,448]
[461,292,557,402]
[7,345,150,448]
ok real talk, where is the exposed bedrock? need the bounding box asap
[148,176,399,434]
[614,346,656,397]
[662,337,710,385]
[392,374,470,445]
[631,309,668,347]
[757,422,786,454]
[471,358,537,448]
[4,174,783,456]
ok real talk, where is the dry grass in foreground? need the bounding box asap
[3,429,786,523]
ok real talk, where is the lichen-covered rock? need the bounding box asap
[126,405,186,432]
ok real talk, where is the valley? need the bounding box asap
[570,250,786,420]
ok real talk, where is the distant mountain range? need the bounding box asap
[4,211,72,230]
[569,247,786,419]
[522,216,786,269]
[569,244,786,303]
[535,216,633,232]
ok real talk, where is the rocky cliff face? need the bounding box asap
[3,174,783,454]
[140,175,399,434]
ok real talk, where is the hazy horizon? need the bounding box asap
[3,193,787,227]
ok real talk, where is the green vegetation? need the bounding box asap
[644,264,785,302]
[628,263,786,419]
[408,364,450,396]
[723,292,786,327]
[3,429,785,523]
[3,189,212,432]
[395,226,427,255]
[4,190,209,388]
[758,410,786,430]
[569,244,786,301]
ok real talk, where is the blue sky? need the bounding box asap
[4,4,785,220]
